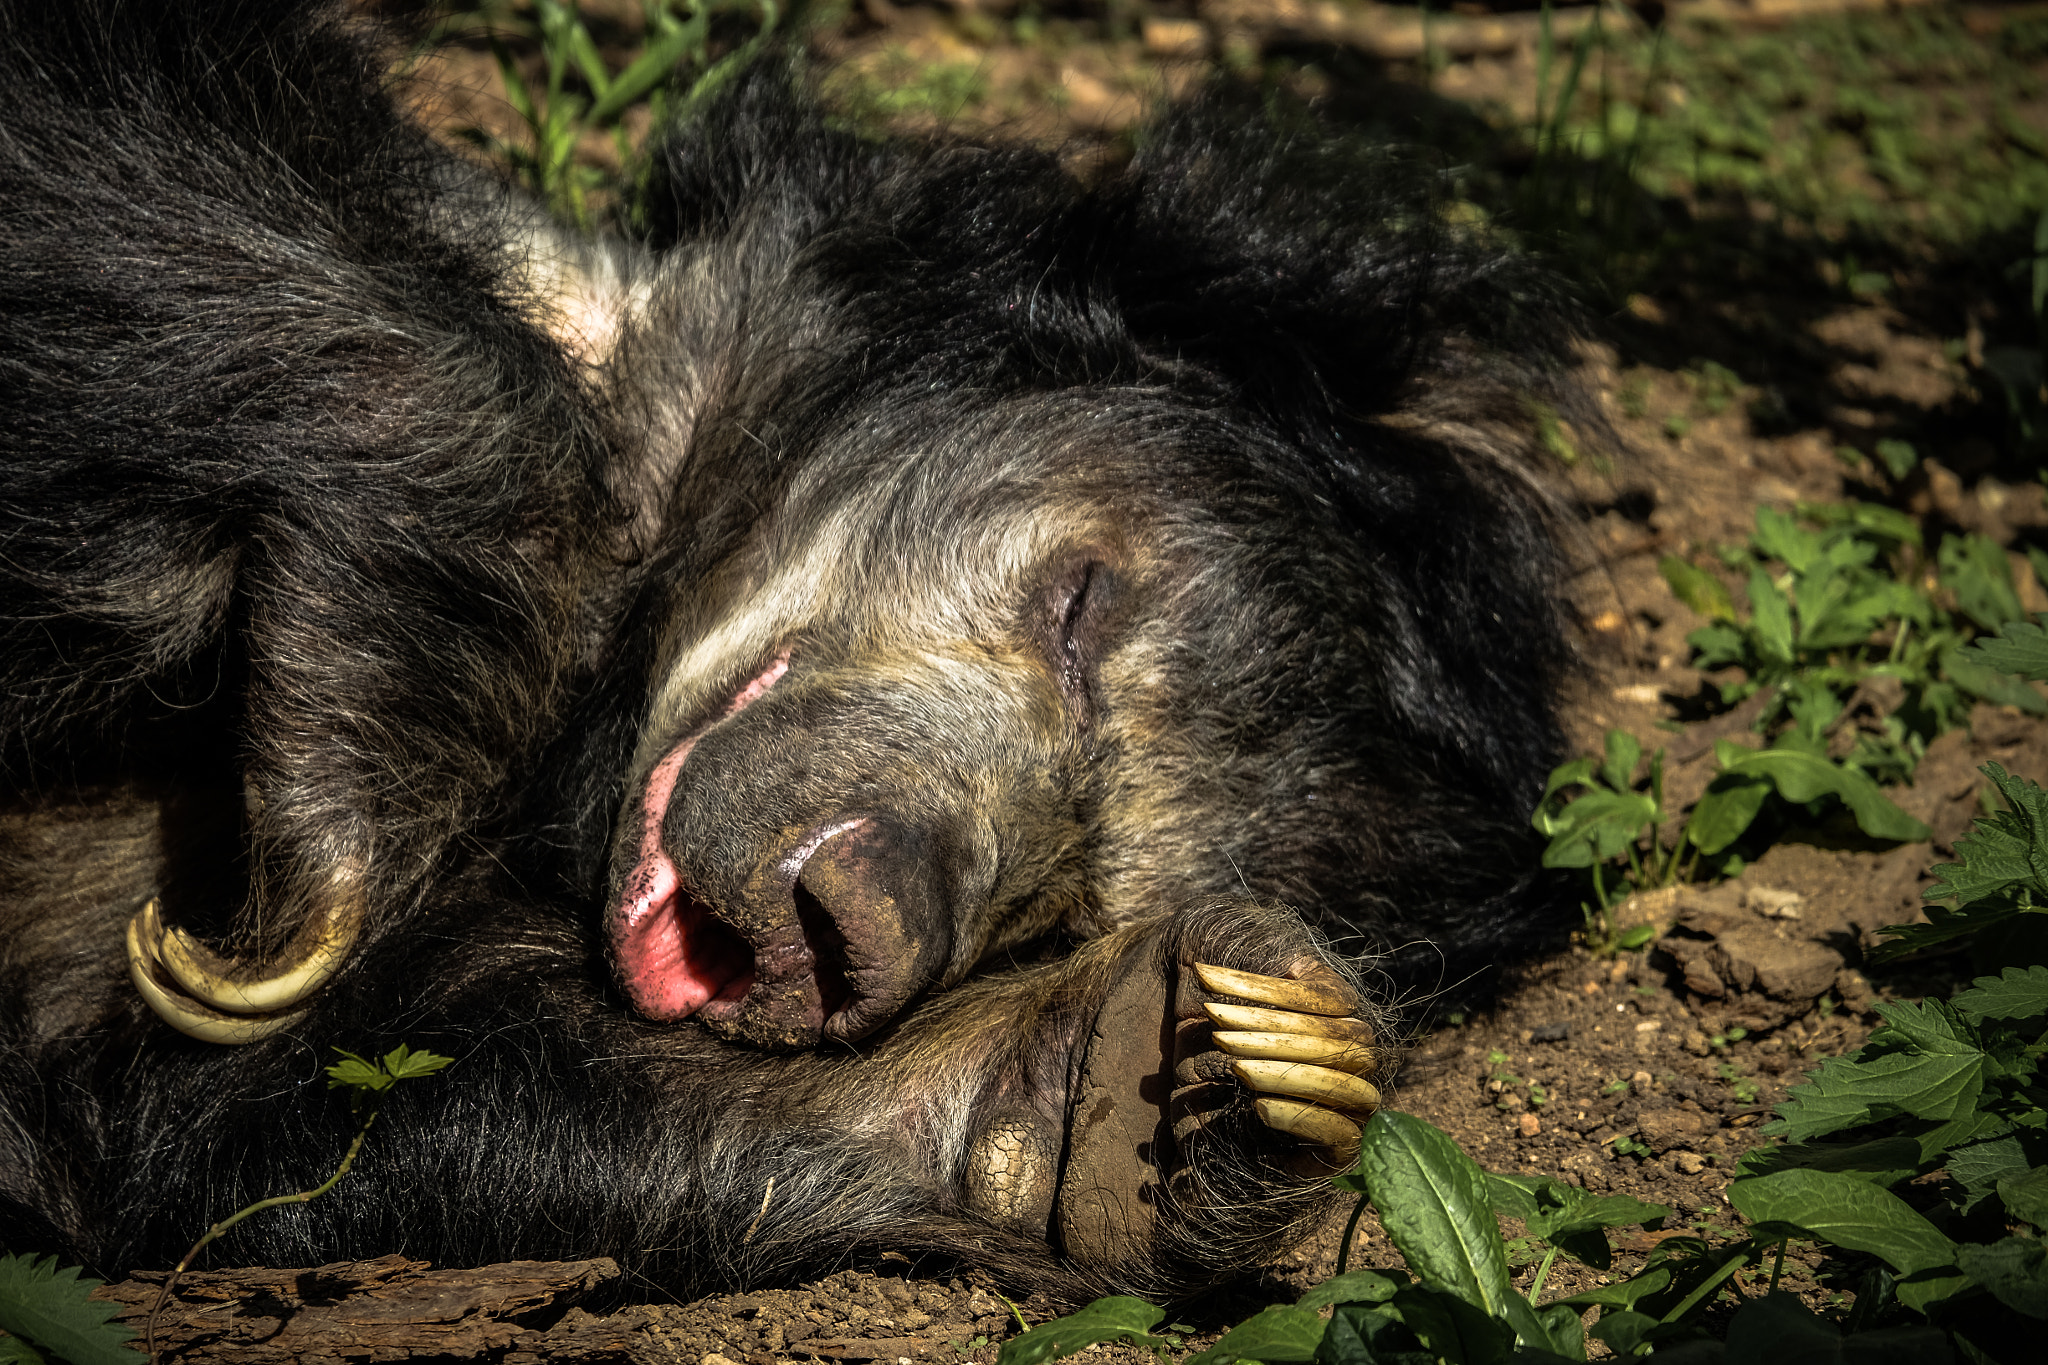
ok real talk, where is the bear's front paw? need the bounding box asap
[1187,960,1379,1166]
[1055,899,1386,1294]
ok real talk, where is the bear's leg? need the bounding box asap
[754,896,1381,1295]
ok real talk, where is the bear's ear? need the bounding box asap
[634,60,853,249]
[1102,106,1572,439]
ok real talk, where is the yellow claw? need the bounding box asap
[1192,962,1355,1017]
[126,910,308,1044]
[1204,1001,1373,1044]
[1211,1030,1377,1074]
[144,897,357,1016]
[1254,1098,1362,1155]
[1231,1058,1382,1113]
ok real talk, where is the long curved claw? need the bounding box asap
[1231,1057,1382,1114]
[126,909,309,1044]
[1192,961,1355,1017]
[140,896,357,1016]
[1185,961,1382,1168]
[1211,1029,1378,1074]
[1204,1000,1374,1044]
[1255,1097,1362,1160]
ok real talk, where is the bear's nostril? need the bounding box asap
[789,816,954,1042]
[790,877,854,1025]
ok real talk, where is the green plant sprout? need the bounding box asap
[449,0,778,228]
[143,1045,453,1360]
[1721,754,2048,1354]
[1716,1060,1761,1106]
[1535,503,2048,913]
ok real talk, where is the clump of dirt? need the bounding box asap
[640,1269,1024,1364]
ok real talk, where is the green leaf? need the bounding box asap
[1925,764,2048,904]
[566,23,612,100]
[1535,789,1659,869]
[1953,1237,2048,1319]
[326,1044,454,1096]
[1733,1134,1924,1186]
[1999,1165,2048,1230]
[1484,1173,1545,1223]
[1764,1045,1986,1142]
[1868,996,1979,1056]
[1585,1310,1658,1357]
[1359,1112,1515,1309]
[1482,1176,1666,1273]
[490,37,541,129]
[1184,1305,1326,1365]
[0,1334,50,1365]
[1298,1271,1403,1311]
[1941,648,2048,715]
[381,1044,455,1082]
[1753,507,1821,575]
[1389,1285,1516,1365]
[1727,1171,1963,1311]
[325,1050,388,1093]
[1945,1133,2043,1213]
[1798,500,1922,547]
[1540,1200,1670,1271]
[1660,555,1736,622]
[1685,771,1774,856]
[1483,1175,1666,1240]
[1911,1110,2018,1164]
[1722,1293,1842,1363]
[1534,758,1598,808]
[1714,741,1931,843]
[589,22,701,123]
[997,1298,1168,1365]
[1747,567,1796,665]
[1952,964,2048,1020]
[1722,1291,1952,1364]
[1526,1302,1584,1362]
[1320,1302,1415,1365]
[1796,565,1917,652]
[1542,1193,1670,1237]
[1600,730,1643,796]
[1357,1113,1549,1348]
[1784,679,1845,741]
[1939,533,2026,632]
[0,1254,139,1365]
[1960,616,2048,681]
[1872,901,2034,964]
[1550,1266,1672,1311]
[1874,438,1921,481]
[1688,621,1751,671]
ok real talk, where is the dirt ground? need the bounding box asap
[92,2,2048,1360]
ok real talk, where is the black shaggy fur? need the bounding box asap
[0,0,1582,1293]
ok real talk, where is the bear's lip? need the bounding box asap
[609,654,789,1024]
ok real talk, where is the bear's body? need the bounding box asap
[0,0,1574,1292]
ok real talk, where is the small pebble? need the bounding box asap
[1518,1113,1542,1137]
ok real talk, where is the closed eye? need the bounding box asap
[1041,555,1112,718]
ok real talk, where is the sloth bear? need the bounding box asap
[0,0,1578,1296]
